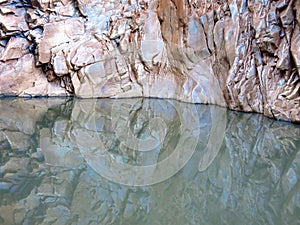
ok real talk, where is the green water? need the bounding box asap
[0,98,299,225]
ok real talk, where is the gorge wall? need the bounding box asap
[0,0,299,122]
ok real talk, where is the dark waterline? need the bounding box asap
[0,98,299,225]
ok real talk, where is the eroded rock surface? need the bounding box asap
[0,0,299,122]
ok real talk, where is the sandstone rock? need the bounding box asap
[0,37,29,61]
[0,8,28,32]
[0,54,67,97]
[38,18,85,64]
[0,5,15,14]
[280,1,295,28]
[25,8,48,29]
[0,0,299,123]
[70,38,105,68]
[52,50,69,76]
[291,24,300,76]
[52,1,76,17]
[295,0,300,24]
[276,40,291,71]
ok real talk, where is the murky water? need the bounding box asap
[0,98,299,225]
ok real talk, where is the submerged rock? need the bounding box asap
[0,0,299,122]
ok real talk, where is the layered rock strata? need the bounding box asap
[0,0,299,122]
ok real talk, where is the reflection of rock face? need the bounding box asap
[71,98,202,185]
[0,1,299,122]
[0,98,300,224]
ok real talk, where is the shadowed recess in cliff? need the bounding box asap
[0,98,300,224]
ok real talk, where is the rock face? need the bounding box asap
[0,0,299,122]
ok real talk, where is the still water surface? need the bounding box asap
[0,98,299,225]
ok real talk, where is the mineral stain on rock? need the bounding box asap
[0,0,299,122]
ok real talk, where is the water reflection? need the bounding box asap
[0,98,299,225]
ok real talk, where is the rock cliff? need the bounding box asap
[0,0,299,122]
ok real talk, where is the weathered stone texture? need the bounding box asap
[0,0,299,122]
